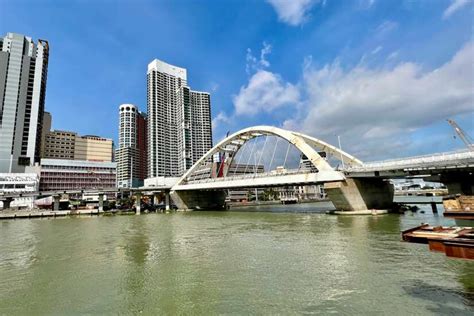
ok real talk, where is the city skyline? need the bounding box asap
[0,0,472,161]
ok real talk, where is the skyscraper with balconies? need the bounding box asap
[0,33,49,172]
[147,59,213,179]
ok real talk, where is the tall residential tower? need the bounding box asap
[116,104,147,188]
[0,33,49,172]
[147,59,212,178]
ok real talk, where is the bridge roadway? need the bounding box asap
[172,170,344,191]
[345,149,474,178]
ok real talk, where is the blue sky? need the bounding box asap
[1,0,472,160]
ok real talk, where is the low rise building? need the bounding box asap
[0,173,39,208]
[74,135,113,162]
[39,159,116,192]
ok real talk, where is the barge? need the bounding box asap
[402,224,474,260]
[443,195,474,219]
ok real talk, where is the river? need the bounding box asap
[0,203,473,314]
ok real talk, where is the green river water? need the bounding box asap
[0,202,473,315]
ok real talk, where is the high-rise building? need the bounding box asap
[116,104,147,188]
[190,90,212,163]
[0,33,49,172]
[147,59,212,178]
[40,111,52,157]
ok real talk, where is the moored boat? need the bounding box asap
[402,224,474,260]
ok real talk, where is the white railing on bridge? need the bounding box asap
[185,169,312,185]
[349,149,474,172]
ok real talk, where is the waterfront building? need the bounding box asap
[0,33,49,173]
[0,173,39,208]
[38,158,116,192]
[147,59,212,179]
[116,104,147,188]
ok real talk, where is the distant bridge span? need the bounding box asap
[171,125,473,211]
[174,125,361,190]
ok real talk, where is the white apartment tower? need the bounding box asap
[190,90,212,163]
[116,104,147,188]
[147,59,212,178]
[0,33,49,172]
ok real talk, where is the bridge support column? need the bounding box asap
[441,173,474,195]
[165,190,170,211]
[1,197,13,210]
[324,178,394,213]
[170,190,226,211]
[98,193,104,212]
[153,193,161,206]
[135,192,142,215]
[53,195,61,211]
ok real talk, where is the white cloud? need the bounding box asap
[371,46,383,55]
[212,111,231,131]
[374,20,398,38]
[260,42,272,68]
[443,0,472,19]
[266,0,318,26]
[233,70,300,116]
[286,42,474,159]
[246,42,273,74]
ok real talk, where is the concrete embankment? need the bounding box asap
[0,209,102,220]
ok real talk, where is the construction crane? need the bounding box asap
[447,119,474,151]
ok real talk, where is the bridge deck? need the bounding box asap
[173,170,345,191]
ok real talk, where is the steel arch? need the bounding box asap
[176,125,363,185]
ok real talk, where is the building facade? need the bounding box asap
[40,111,52,157]
[43,130,77,159]
[190,90,212,164]
[147,59,212,178]
[42,131,113,162]
[39,158,116,192]
[116,104,147,188]
[0,33,49,172]
[0,173,39,208]
[74,135,113,162]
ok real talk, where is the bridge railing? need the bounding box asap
[349,149,474,172]
[184,169,314,185]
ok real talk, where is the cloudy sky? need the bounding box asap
[1,0,472,160]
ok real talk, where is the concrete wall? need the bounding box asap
[324,178,394,212]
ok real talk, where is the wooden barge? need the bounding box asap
[402,224,474,260]
[443,195,474,219]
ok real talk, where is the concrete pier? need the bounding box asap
[170,190,226,211]
[135,192,142,215]
[324,178,394,213]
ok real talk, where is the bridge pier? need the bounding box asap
[170,190,226,211]
[165,190,171,211]
[1,197,13,210]
[441,173,474,195]
[324,178,394,213]
[135,192,142,215]
[53,195,61,211]
[98,193,104,212]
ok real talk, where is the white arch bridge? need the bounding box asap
[170,126,392,212]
